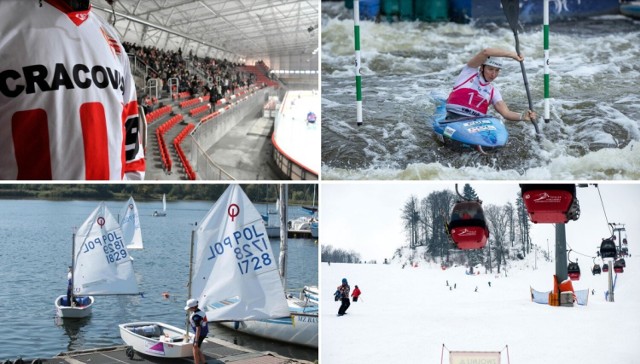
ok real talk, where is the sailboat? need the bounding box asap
[120,196,143,250]
[153,194,167,217]
[219,184,319,348]
[119,185,291,358]
[55,202,139,318]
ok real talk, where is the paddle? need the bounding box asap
[501,0,541,137]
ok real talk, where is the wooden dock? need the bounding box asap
[37,337,313,364]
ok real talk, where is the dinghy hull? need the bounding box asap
[218,296,318,348]
[119,322,194,358]
[55,295,94,319]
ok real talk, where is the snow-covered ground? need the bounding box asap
[321,257,639,363]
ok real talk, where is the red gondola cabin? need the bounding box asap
[520,184,580,224]
[568,262,581,281]
[448,201,489,250]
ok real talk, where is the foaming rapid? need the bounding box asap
[321,3,640,180]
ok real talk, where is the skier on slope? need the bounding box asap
[337,278,351,316]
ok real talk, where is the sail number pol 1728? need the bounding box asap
[206,224,273,275]
[81,231,128,264]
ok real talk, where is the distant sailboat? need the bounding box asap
[120,196,143,250]
[153,194,167,217]
[55,202,139,318]
[120,185,291,358]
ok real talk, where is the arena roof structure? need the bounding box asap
[92,0,319,71]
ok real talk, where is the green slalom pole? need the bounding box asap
[543,0,550,123]
[354,0,363,126]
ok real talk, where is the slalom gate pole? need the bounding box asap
[543,0,550,123]
[354,0,363,126]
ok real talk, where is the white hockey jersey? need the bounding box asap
[0,0,145,180]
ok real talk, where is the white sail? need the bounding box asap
[162,194,167,213]
[74,202,139,295]
[192,185,290,321]
[120,196,144,250]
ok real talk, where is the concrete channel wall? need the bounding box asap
[189,87,272,180]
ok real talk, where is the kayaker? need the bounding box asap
[446,48,537,122]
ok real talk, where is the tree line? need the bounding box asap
[321,245,362,264]
[0,184,318,205]
[397,184,535,273]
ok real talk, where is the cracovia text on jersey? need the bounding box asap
[0,63,125,97]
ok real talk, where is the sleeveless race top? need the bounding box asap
[446,66,502,117]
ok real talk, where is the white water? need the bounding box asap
[321,3,640,179]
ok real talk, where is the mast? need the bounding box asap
[71,231,75,300]
[278,184,288,290]
[184,229,195,339]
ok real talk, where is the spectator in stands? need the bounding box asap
[0,0,145,180]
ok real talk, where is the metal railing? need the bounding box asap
[189,136,235,180]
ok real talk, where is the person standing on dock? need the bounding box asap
[185,298,208,364]
[446,48,537,123]
[337,278,351,316]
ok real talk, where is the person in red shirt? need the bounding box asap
[351,285,362,302]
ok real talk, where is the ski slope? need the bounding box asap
[321,257,639,363]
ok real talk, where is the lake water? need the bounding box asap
[321,2,640,179]
[0,198,318,361]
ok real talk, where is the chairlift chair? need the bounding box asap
[600,238,617,259]
[519,184,580,224]
[567,262,581,281]
[447,201,489,250]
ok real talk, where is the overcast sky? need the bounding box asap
[320,182,639,263]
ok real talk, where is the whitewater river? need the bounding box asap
[321,2,640,180]
[0,199,317,361]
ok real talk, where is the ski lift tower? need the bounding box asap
[610,223,626,252]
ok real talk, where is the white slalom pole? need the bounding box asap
[354,0,363,126]
[543,0,550,123]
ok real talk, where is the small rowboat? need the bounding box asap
[430,98,508,154]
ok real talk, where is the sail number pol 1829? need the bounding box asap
[81,230,128,264]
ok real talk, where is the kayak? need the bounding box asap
[620,1,640,19]
[430,98,508,153]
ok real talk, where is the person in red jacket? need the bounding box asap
[351,285,362,302]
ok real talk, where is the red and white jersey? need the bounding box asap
[446,65,503,117]
[0,0,145,180]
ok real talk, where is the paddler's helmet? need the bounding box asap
[483,56,503,69]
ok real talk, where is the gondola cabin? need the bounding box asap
[602,263,609,273]
[448,201,489,250]
[519,184,579,224]
[592,264,601,275]
[614,260,624,273]
[568,262,581,281]
[600,238,617,259]
[618,258,626,268]
[623,238,628,245]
